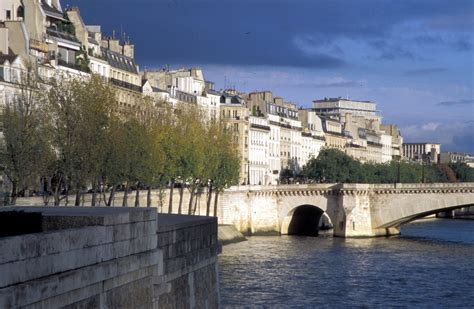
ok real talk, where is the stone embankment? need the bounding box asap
[218,225,247,245]
[0,207,219,308]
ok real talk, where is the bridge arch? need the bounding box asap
[378,203,474,229]
[281,205,333,236]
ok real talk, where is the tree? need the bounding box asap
[0,68,52,205]
[211,126,240,217]
[449,162,474,182]
[43,75,114,206]
[302,148,364,183]
[172,105,207,214]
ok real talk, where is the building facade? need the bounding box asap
[403,143,441,163]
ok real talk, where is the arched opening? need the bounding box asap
[285,205,324,236]
[379,203,474,229]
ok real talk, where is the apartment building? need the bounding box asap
[298,109,326,166]
[220,92,249,184]
[248,116,270,185]
[403,143,441,163]
[142,68,219,120]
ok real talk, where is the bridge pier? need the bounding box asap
[332,184,400,237]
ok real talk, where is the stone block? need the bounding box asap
[102,266,155,292]
[0,225,111,265]
[104,276,153,309]
[0,250,158,307]
[109,220,157,242]
[21,282,102,309]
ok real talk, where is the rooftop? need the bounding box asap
[101,47,138,74]
[0,52,18,65]
[41,1,64,20]
[313,97,374,104]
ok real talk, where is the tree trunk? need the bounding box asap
[213,190,220,217]
[64,178,69,207]
[193,192,199,215]
[42,177,50,206]
[168,179,175,214]
[54,183,60,206]
[206,184,213,216]
[188,187,195,215]
[53,175,62,206]
[178,186,184,214]
[10,181,17,206]
[91,182,97,207]
[107,185,116,207]
[135,184,140,207]
[122,181,129,207]
[74,189,81,206]
[147,186,152,207]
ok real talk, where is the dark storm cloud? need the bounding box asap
[63,0,473,67]
[452,130,474,153]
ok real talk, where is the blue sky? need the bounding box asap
[64,0,474,153]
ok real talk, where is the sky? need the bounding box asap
[64,0,474,153]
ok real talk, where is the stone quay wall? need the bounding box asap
[155,214,220,308]
[0,207,219,308]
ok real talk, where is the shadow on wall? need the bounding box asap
[287,205,324,236]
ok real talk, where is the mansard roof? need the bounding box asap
[101,47,138,74]
[41,1,64,20]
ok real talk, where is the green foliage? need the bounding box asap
[0,70,53,204]
[301,148,471,184]
[302,148,364,183]
[449,162,474,182]
[0,73,241,208]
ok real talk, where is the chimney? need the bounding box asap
[108,39,121,53]
[123,43,134,59]
[345,113,352,125]
[0,27,8,55]
[52,0,62,11]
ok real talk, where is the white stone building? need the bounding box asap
[248,116,270,185]
[403,143,441,163]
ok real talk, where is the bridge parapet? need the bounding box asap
[371,183,474,195]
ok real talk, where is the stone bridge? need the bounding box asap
[218,183,474,237]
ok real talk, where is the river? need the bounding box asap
[219,218,474,308]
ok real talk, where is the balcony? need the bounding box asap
[57,59,90,73]
[46,28,80,45]
[250,123,271,131]
[29,39,48,53]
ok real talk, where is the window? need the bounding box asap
[6,10,11,20]
[17,6,24,18]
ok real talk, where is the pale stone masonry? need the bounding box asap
[403,142,441,163]
[0,207,220,308]
[218,183,474,237]
[156,214,219,308]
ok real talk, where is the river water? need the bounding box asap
[219,219,474,308]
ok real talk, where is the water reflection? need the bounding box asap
[219,219,474,307]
